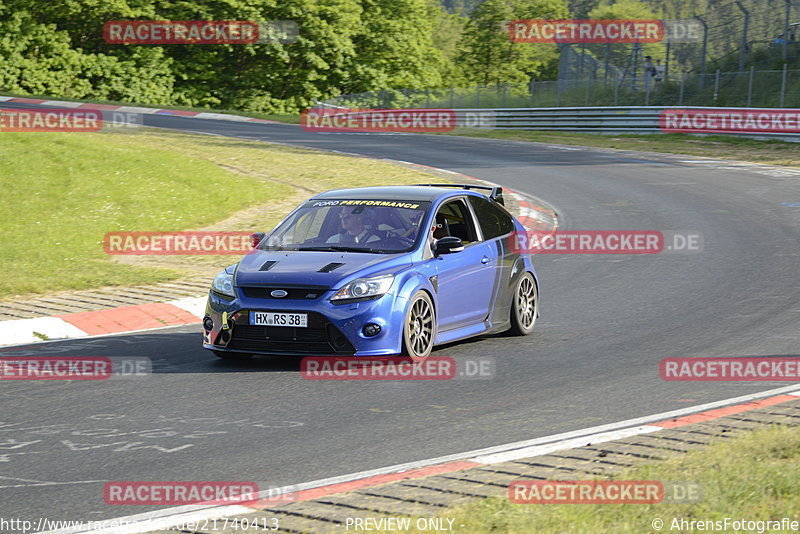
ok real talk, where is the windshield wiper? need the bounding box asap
[298,245,384,253]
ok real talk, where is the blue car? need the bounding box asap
[202,184,539,361]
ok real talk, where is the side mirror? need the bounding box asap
[433,236,464,256]
[250,232,266,248]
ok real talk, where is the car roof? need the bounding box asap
[312,185,483,202]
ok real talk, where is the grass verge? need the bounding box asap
[0,127,436,299]
[383,424,800,533]
[447,129,800,167]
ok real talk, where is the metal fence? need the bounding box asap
[318,66,800,110]
[557,0,800,85]
[318,0,800,112]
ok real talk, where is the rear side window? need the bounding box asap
[434,199,479,243]
[469,196,515,240]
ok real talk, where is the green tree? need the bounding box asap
[587,0,662,23]
[568,0,601,18]
[431,1,468,81]
[346,0,445,91]
[0,0,463,111]
[456,0,570,85]
[0,1,174,103]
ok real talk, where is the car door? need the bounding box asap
[467,195,518,324]
[432,198,496,331]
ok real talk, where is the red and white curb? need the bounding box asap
[509,190,557,233]
[0,96,279,124]
[0,297,206,347]
[43,384,800,534]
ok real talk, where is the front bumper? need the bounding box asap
[202,289,408,357]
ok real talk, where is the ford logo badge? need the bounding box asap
[270,289,288,298]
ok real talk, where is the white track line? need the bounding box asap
[471,425,662,464]
[43,383,800,534]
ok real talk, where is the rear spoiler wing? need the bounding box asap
[417,183,505,206]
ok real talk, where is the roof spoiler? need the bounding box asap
[417,183,505,206]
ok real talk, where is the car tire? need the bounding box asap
[402,291,436,362]
[213,350,253,360]
[509,272,538,336]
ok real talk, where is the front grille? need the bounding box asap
[240,285,328,300]
[225,311,354,354]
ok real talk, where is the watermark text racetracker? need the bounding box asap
[105,481,296,509]
[661,108,800,135]
[0,108,142,132]
[0,356,151,380]
[509,19,664,43]
[104,231,254,255]
[300,108,495,133]
[509,480,703,504]
[508,18,701,43]
[105,481,258,505]
[301,356,495,380]
[660,357,800,381]
[104,20,299,45]
[512,230,703,254]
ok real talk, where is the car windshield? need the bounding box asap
[260,199,431,253]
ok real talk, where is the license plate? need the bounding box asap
[250,311,307,328]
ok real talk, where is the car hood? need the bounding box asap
[235,249,405,289]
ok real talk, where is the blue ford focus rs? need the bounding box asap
[202,184,539,361]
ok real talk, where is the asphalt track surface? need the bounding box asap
[2,105,800,526]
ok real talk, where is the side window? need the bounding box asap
[432,199,479,244]
[468,196,514,240]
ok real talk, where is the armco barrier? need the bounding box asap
[308,105,800,141]
[456,106,800,140]
[463,106,663,134]
[4,98,799,141]
[304,105,662,134]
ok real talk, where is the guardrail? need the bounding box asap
[447,106,800,141]
[454,106,663,134]
[306,104,800,141]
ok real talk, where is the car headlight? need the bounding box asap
[331,274,394,302]
[211,264,237,297]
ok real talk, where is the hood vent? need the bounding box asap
[318,262,345,273]
[259,260,278,271]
